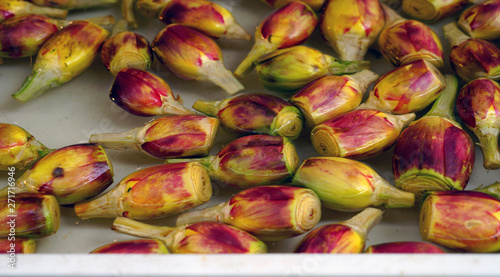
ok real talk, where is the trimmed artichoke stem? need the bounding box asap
[344,207,383,237]
[234,40,276,79]
[89,127,142,151]
[335,34,371,61]
[202,60,244,95]
[12,69,58,103]
[121,0,137,29]
[28,5,68,19]
[111,19,129,35]
[382,4,405,26]
[112,217,174,241]
[272,109,303,139]
[224,21,251,40]
[443,22,470,47]
[476,131,500,169]
[62,0,119,9]
[402,0,439,21]
[326,56,370,75]
[74,189,124,219]
[424,74,456,121]
[176,202,228,226]
[349,69,380,92]
[192,99,224,116]
[375,176,415,208]
[474,182,500,200]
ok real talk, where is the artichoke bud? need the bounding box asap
[176,185,321,241]
[260,0,326,11]
[112,217,268,254]
[1,144,114,205]
[420,190,500,253]
[311,109,415,159]
[378,5,444,68]
[457,78,500,169]
[292,156,415,212]
[167,135,299,189]
[364,241,445,253]
[0,0,68,23]
[401,0,467,22]
[192,93,303,139]
[0,14,62,59]
[152,24,244,95]
[90,239,169,254]
[12,20,111,103]
[0,238,36,254]
[0,194,59,239]
[89,115,219,159]
[110,68,194,117]
[393,75,475,199]
[159,0,250,40]
[294,207,383,253]
[360,59,446,115]
[290,69,379,128]
[443,22,500,82]
[234,1,318,78]
[0,123,51,170]
[29,0,118,10]
[457,0,500,41]
[74,162,212,220]
[320,0,385,61]
[101,19,153,76]
[254,45,370,93]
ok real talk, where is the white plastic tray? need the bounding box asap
[1,0,499,276]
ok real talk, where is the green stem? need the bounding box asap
[474,182,500,200]
[12,70,58,103]
[325,55,370,75]
[424,74,458,121]
[89,127,142,151]
[111,217,175,241]
[343,207,383,238]
[192,99,224,116]
[443,22,470,47]
[175,202,227,226]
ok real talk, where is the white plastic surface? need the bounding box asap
[0,0,499,276]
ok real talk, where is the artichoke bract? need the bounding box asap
[234,1,318,78]
[152,24,244,95]
[378,5,444,68]
[456,78,500,169]
[294,207,383,253]
[359,59,446,115]
[0,143,114,205]
[192,93,303,139]
[320,0,385,61]
[393,75,475,198]
[158,0,250,40]
[254,45,370,93]
[0,14,61,60]
[176,186,321,241]
[167,135,299,189]
[112,217,268,254]
[100,19,153,76]
[290,70,379,128]
[0,238,36,254]
[12,19,112,103]
[292,156,415,212]
[0,194,59,239]
[0,1,67,23]
[457,0,500,41]
[90,239,169,254]
[443,22,500,82]
[28,0,118,10]
[401,0,467,22]
[89,115,219,159]
[74,162,212,220]
[110,68,194,117]
[420,190,500,253]
[0,123,51,170]
[364,241,445,253]
[310,109,415,159]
